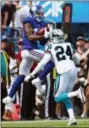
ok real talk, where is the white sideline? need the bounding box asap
[2,119,89,124]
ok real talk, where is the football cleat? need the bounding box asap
[32,78,45,95]
[2,96,13,104]
[68,118,77,126]
[24,74,32,82]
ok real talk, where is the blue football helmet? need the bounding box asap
[33,5,44,22]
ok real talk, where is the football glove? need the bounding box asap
[44,24,53,39]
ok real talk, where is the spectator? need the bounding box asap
[12,0,33,28]
[84,37,89,51]
[76,36,85,54]
[2,41,21,121]
[1,36,9,51]
[80,48,89,118]
[1,36,10,120]
[74,36,85,74]
[1,1,16,28]
[73,36,89,118]
[9,1,22,28]
[71,36,86,116]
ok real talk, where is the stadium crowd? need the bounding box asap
[1,0,89,124]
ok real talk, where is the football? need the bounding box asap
[37,27,49,35]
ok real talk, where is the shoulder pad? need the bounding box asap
[22,17,33,24]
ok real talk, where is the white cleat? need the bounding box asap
[2,96,13,112]
[68,118,77,126]
[77,87,86,103]
[2,96,13,104]
[32,78,45,95]
[24,74,32,82]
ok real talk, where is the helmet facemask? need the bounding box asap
[51,29,64,44]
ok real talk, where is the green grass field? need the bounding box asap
[1,119,89,128]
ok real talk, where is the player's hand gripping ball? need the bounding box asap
[37,27,49,35]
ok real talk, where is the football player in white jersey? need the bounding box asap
[25,27,85,125]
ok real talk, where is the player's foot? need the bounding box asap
[24,74,31,82]
[2,110,13,121]
[68,118,77,125]
[32,78,45,95]
[3,96,13,112]
[2,96,13,104]
[81,112,88,118]
[77,87,86,103]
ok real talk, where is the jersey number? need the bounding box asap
[55,45,72,61]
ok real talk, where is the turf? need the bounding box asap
[1,119,89,128]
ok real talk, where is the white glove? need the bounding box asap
[44,24,53,39]
[24,73,34,82]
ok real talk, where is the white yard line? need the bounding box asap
[1,119,89,124]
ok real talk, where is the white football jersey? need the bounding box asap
[45,42,76,74]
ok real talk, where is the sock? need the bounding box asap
[64,99,75,119]
[55,93,68,103]
[9,75,25,98]
[67,108,75,119]
[39,61,54,80]
[67,90,78,98]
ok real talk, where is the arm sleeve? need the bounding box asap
[31,53,51,76]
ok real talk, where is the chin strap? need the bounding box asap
[35,18,41,22]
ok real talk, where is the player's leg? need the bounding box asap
[25,49,45,93]
[54,73,70,102]
[31,61,54,94]
[54,68,78,102]
[54,70,77,125]
[38,60,54,80]
[24,49,44,80]
[65,68,77,125]
[26,49,54,93]
[31,49,55,78]
[54,68,85,124]
[26,49,54,78]
[32,49,54,85]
